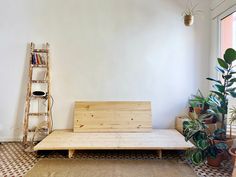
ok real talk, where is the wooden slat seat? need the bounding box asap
[34,129,193,158]
[34,101,194,158]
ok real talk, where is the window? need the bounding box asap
[218,6,236,135]
[220,11,236,57]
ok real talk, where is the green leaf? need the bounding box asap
[226,87,236,92]
[210,91,224,100]
[208,146,217,158]
[196,139,209,150]
[185,130,199,141]
[193,131,207,142]
[230,91,236,98]
[224,74,232,80]
[217,106,226,114]
[206,78,222,84]
[183,121,190,127]
[229,78,236,82]
[224,48,236,64]
[215,142,228,150]
[227,82,234,87]
[218,58,228,69]
[213,128,226,140]
[214,128,226,135]
[216,66,225,74]
[191,150,203,165]
[214,84,225,92]
[230,69,236,74]
[209,95,221,106]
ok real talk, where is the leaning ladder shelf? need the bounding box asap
[23,42,52,145]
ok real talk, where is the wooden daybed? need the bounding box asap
[34,101,193,158]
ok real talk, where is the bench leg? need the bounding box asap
[68,150,75,158]
[157,150,162,159]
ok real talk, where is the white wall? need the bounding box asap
[0,0,211,141]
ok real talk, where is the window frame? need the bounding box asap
[217,5,236,57]
[217,5,236,134]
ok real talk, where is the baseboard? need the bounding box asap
[0,138,22,142]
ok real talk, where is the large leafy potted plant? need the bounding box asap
[207,48,236,147]
[184,119,228,167]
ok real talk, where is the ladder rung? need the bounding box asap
[30,95,47,99]
[32,64,47,68]
[33,49,48,53]
[28,113,49,116]
[32,80,48,83]
[28,128,48,132]
[28,129,36,132]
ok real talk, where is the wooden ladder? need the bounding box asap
[23,42,52,145]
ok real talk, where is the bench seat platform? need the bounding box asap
[34,129,193,158]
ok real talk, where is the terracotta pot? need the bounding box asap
[213,139,233,161]
[229,147,236,166]
[206,123,218,134]
[194,107,202,115]
[207,151,223,167]
[184,15,194,26]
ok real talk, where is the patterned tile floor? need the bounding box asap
[0,142,233,177]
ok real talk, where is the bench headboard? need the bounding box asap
[73,101,152,132]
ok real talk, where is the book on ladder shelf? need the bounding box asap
[23,42,53,148]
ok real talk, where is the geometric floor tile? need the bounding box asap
[189,160,233,177]
[0,142,233,177]
[0,143,38,177]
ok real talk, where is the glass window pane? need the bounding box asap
[220,12,236,57]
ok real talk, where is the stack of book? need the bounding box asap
[32,53,45,65]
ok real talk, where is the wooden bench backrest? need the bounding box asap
[73,101,152,132]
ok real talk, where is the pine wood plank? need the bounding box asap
[23,43,35,144]
[74,101,152,132]
[31,64,47,68]
[34,129,194,151]
[68,150,75,158]
[46,43,52,133]
[33,49,48,53]
[32,80,48,83]
[28,113,49,116]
